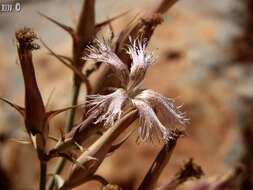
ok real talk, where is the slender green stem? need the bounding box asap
[40,161,47,190]
[47,83,81,190]
[65,84,81,132]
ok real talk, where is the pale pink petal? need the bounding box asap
[132,99,171,142]
[127,37,156,90]
[86,89,128,127]
[84,38,129,87]
[135,89,189,126]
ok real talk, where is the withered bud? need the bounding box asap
[15,27,48,154]
[116,14,163,65]
[15,27,40,50]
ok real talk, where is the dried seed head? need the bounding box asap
[15,27,40,50]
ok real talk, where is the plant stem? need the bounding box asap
[47,84,81,190]
[40,161,47,190]
[137,131,181,190]
[65,84,81,132]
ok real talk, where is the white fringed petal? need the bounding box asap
[132,99,171,142]
[87,89,128,127]
[136,90,189,125]
[84,39,129,87]
[127,37,156,90]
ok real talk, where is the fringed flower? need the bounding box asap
[84,36,188,142]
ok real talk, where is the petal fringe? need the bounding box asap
[86,89,128,127]
[136,89,189,126]
[84,38,129,87]
[132,99,171,142]
[127,37,156,90]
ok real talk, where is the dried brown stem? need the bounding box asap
[154,0,179,14]
[137,130,182,190]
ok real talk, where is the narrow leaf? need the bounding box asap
[40,39,92,93]
[46,103,85,120]
[45,87,56,109]
[95,10,129,32]
[48,53,73,65]
[38,12,74,37]
[0,97,25,116]
[10,138,31,144]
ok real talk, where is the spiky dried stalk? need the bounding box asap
[60,109,138,189]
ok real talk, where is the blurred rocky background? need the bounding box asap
[0,0,253,190]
